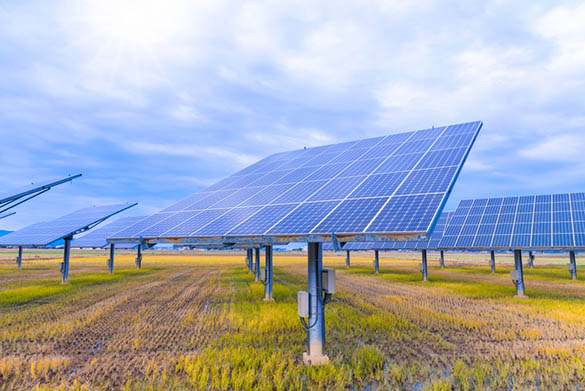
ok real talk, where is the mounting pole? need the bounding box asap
[135,245,142,269]
[108,243,115,274]
[303,242,329,365]
[264,245,273,301]
[421,249,429,282]
[61,236,72,284]
[569,251,577,280]
[513,250,527,298]
[345,250,350,268]
[254,247,260,282]
[374,250,380,274]
[528,251,534,269]
[490,251,496,273]
[16,246,23,269]
[439,250,445,269]
[245,249,250,272]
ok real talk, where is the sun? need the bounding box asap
[79,0,187,54]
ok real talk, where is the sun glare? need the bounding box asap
[82,0,186,51]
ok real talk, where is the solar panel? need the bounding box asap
[73,216,146,248]
[0,203,137,247]
[0,174,82,212]
[379,212,454,250]
[109,121,482,245]
[440,193,585,250]
[0,212,15,220]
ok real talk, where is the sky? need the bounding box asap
[1,0,585,230]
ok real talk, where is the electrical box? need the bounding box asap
[568,263,575,271]
[419,263,424,273]
[322,269,335,294]
[261,268,266,281]
[510,270,521,281]
[298,291,309,317]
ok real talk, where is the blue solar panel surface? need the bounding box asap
[439,193,585,250]
[110,121,481,243]
[0,204,136,247]
[73,216,146,248]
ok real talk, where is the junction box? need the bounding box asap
[298,291,309,317]
[322,269,335,294]
[510,270,521,281]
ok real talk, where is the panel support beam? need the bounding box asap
[254,247,260,282]
[246,249,253,273]
[136,245,142,269]
[374,250,380,274]
[421,249,429,282]
[61,236,72,284]
[303,242,328,366]
[513,250,527,298]
[439,250,445,269]
[16,246,23,269]
[345,250,350,268]
[264,245,273,301]
[528,251,534,269]
[569,251,577,280]
[490,251,496,273]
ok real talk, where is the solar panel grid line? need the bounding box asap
[310,129,421,235]
[362,127,448,233]
[262,133,395,237]
[570,193,577,246]
[162,139,364,238]
[419,123,481,239]
[190,144,357,238]
[489,198,504,248]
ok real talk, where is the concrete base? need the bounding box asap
[513,294,529,299]
[303,352,329,366]
[263,297,274,302]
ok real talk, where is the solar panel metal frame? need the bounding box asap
[0,211,16,220]
[439,193,585,251]
[0,203,137,247]
[109,122,482,246]
[0,174,82,213]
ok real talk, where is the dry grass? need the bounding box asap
[0,250,584,390]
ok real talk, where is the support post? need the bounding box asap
[247,249,253,273]
[421,249,429,282]
[135,245,142,269]
[528,251,534,269]
[569,251,577,280]
[16,246,23,269]
[439,250,445,269]
[61,236,72,284]
[513,250,527,298]
[108,243,115,274]
[254,247,260,283]
[374,250,380,274]
[264,245,273,301]
[490,251,496,273]
[345,250,350,268]
[303,242,328,365]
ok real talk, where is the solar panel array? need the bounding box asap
[325,212,453,252]
[440,193,585,250]
[73,216,146,248]
[0,174,82,207]
[378,212,453,250]
[110,121,482,244]
[0,204,137,247]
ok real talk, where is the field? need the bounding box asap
[1,249,585,390]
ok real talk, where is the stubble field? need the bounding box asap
[0,249,584,390]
